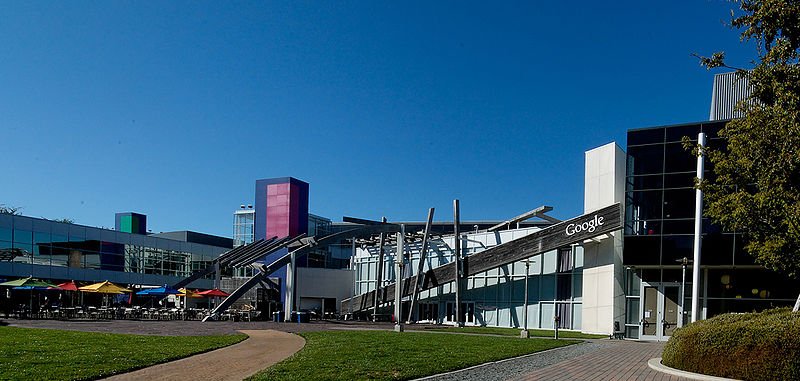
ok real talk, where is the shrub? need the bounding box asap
[662,308,800,381]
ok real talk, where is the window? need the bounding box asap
[627,145,664,175]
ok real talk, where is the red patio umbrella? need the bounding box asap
[197,289,230,310]
[55,281,79,291]
[54,280,79,307]
[197,289,230,297]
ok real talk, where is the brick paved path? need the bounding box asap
[516,341,687,381]
[100,330,304,381]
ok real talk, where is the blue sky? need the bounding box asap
[1,1,754,237]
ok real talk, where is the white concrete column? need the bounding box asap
[581,142,626,335]
[691,133,706,323]
[284,251,296,322]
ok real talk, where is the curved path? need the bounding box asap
[101,330,305,381]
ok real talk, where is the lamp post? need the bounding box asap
[677,257,691,325]
[520,257,531,338]
[394,225,405,332]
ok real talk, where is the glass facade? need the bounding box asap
[0,214,225,284]
[233,209,255,248]
[353,228,583,330]
[623,121,799,338]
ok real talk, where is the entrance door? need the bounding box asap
[445,302,475,325]
[640,283,682,341]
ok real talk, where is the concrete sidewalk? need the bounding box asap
[101,330,304,381]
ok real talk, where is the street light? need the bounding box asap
[676,257,692,324]
[521,257,532,338]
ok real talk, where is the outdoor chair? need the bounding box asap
[612,321,625,340]
[159,309,172,320]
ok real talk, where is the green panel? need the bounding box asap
[130,215,140,234]
[120,216,132,233]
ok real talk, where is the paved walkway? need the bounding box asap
[515,340,688,381]
[101,330,305,381]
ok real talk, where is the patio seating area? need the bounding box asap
[0,277,260,322]
[2,305,260,321]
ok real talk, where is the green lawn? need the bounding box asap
[250,330,579,381]
[423,326,608,339]
[0,326,246,381]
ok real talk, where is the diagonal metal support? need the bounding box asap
[372,217,388,319]
[407,207,435,323]
[202,223,404,322]
[487,205,559,232]
[172,237,278,290]
[229,235,303,267]
[224,237,280,266]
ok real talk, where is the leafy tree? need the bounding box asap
[694,0,800,278]
[0,204,21,215]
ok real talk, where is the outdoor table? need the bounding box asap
[239,311,252,322]
[62,307,76,319]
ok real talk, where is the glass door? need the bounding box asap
[640,282,682,341]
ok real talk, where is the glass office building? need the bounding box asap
[623,120,799,340]
[0,214,227,288]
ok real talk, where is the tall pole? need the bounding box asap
[681,257,687,312]
[394,224,405,332]
[373,217,387,321]
[691,132,706,323]
[453,200,462,327]
[521,258,530,338]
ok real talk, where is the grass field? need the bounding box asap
[250,330,579,381]
[423,326,608,339]
[0,326,246,381]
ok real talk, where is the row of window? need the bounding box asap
[414,300,583,330]
[2,240,215,278]
[627,121,725,146]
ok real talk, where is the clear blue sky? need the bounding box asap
[1,1,754,237]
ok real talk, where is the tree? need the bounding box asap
[693,1,800,279]
[0,204,21,215]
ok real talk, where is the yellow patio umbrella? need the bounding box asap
[78,281,131,308]
[176,288,203,298]
[78,280,132,294]
[176,288,203,310]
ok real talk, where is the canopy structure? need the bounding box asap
[136,285,180,296]
[197,289,230,297]
[0,276,59,289]
[177,288,203,298]
[78,281,132,294]
[55,281,79,291]
[1,277,62,311]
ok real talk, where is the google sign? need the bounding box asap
[565,215,605,236]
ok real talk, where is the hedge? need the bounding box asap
[662,308,800,381]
